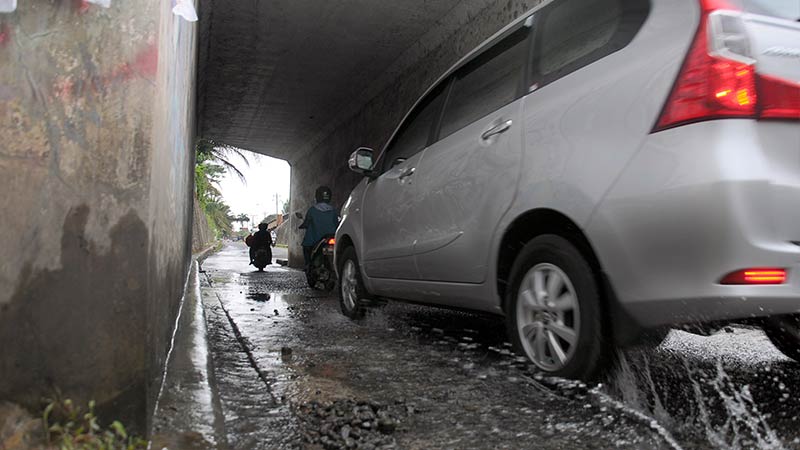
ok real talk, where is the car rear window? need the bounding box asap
[533,0,650,87]
[732,0,800,20]
[539,0,622,78]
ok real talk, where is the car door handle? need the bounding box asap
[398,167,415,180]
[481,120,513,140]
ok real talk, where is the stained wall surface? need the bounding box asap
[0,0,198,432]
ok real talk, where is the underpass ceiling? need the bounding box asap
[198,0,467,161]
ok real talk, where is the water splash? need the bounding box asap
[606,343,787,450]
[682,359,785,450]
[589,384,685,450]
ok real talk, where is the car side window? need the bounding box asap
[438,27,529,140]
[381,83,448,174]
[534,0,650,86]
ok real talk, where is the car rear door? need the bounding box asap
[410,22,532,283]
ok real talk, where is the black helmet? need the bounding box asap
[258,223,268,231]
[315,186,332,204]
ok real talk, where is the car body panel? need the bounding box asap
[589,120,800,326]
[745,13,800,83]
[413,100,524,283]
[359,151,425,280]
[337,0,800,330]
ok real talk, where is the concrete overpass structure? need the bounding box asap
[0,0,540,432]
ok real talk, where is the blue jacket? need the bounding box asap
[300,202,339,247]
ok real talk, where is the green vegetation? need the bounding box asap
[195,139,250,239]
[42,398,146,450]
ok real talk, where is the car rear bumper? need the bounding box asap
[588,119,800,327]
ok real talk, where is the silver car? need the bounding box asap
[335,0,800,379]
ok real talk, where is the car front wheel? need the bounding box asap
[338,246,371,319]
[506,235,609,380]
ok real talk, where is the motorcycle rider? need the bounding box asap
[249,222,273,265]
[299,186,339,267]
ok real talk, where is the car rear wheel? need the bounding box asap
[506,235,609,380]
[338,246,371,319]
[763,315,800,362]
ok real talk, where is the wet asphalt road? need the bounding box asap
[199,243,800,450]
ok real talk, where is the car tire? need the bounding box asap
[763,315,800,362]
[506,235,609,380]
[337,246,371,319]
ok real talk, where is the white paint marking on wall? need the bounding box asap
[0,0,17,14]
[86,0,111,7]
[172,0,198,22]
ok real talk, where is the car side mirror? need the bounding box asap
[348,147,376,177]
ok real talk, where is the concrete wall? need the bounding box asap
[287,0,543,266]
[0,0,198,433]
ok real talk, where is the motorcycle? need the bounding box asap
[253,247,272,272]
[295,211,338,291]
[306,234,337,291]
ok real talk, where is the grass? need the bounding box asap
[42,397,147,450]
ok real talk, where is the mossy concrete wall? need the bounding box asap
[0,0,198,432]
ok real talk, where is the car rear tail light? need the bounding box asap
[758,74,800,119]
[327,238,336,246]
[653,1,800,131]
[720,268,787,285]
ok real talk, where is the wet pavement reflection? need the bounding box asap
[199,243,800,450]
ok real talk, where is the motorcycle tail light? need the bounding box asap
[327,238,336,246]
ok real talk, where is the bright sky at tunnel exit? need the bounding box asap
[217,153,291,228]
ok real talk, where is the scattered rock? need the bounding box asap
[294,398,413,449]
[377,418,397,434]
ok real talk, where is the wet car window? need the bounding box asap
[534,0,649,87]
[540,0,620,78]
[380,82,447,173]
[438,27,528,139]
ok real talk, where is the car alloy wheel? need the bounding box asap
[506,234,608,380]
[341,259,359,312]
[337,246,370,319]
[516,263,580,372]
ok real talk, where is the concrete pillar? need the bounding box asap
[0,0,198,433]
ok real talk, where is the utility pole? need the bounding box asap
[274,193,279,216]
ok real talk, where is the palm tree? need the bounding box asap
[204,199,233,236]
[232,213,250,226]
[196,138,250,183]
[195,138,250,238]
